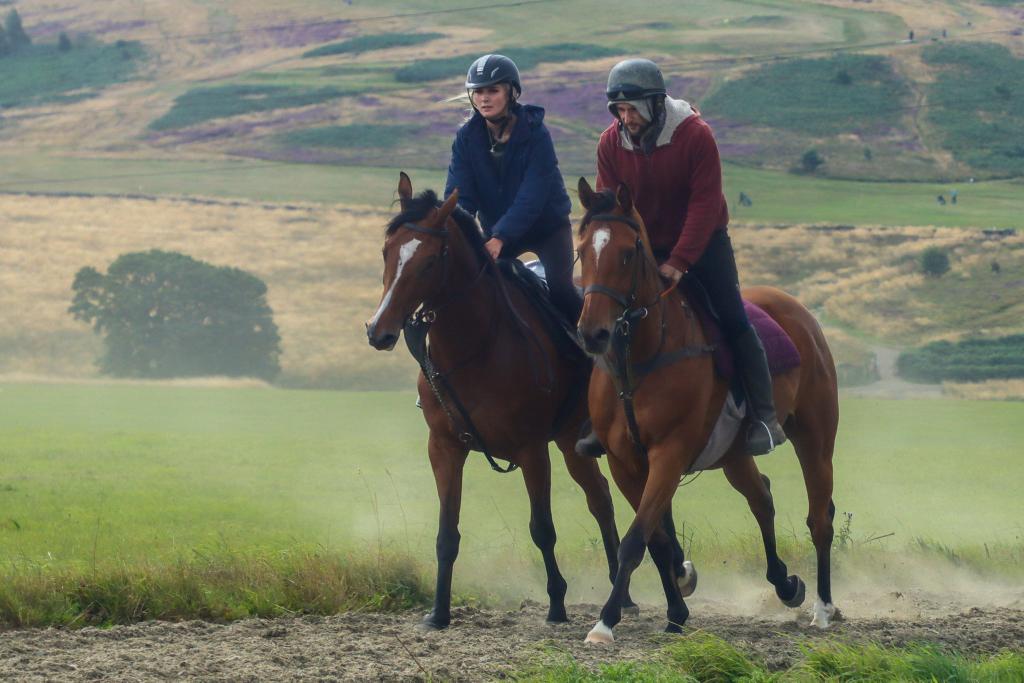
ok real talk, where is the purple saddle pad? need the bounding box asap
[682,282,801,379]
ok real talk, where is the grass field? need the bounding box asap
[2,156,1023,228]
[1,383,1021,573]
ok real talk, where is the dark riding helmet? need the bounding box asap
[465,54,522,99]
[606,58,666,116]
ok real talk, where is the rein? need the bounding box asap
[581,212,715,458]
[398,220,518,474]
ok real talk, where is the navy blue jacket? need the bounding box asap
[444,102,572,249]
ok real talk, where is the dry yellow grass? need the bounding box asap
[0,193,415,387]
[3,195,1022,388]
[943,380,1024,401]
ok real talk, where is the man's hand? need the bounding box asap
[485,237,504,260]
[658,263,684,284]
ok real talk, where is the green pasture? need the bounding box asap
[0,40,145,109]
[1,382,1021,573]
[2,157,1023,228]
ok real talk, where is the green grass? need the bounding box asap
[516,633,1024,682]
[1,384,1021,570]
[0,39,144,108]
[922,43,1024,177]
[149,84,358,131]
[2,156,1023,228]
[394,43,621,83]
[276,124,419,149]
[302,32,443,58]
[702,54,912,136]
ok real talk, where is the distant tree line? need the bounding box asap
[0,9,74,56]
[896,335,1024,383]
[0,9,30,55]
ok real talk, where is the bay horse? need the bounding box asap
[574,179,840,643]
[365,173,632,629]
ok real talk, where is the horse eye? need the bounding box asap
[622,250,634,265]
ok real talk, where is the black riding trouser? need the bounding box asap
[504,225,582,323]
[684,229,751,341]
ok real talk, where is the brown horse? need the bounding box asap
[574,179,840,643]
[365,173,633,629]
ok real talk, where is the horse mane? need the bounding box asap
[386,189,489,265]
[578,189,617,236]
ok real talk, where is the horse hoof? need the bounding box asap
[678,560,698,598]
[622,603,640,617]
[546,610,569,624]
[418,614,450,631]
[780,575,806,608]
[584,620,614,644]
[810,599,837,628]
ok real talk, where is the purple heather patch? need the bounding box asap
[356,96,381,107]
[147,106,338,145]
[26,21,71,39]
[89,20,149,35]
[256,20,353,48]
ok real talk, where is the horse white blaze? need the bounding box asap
[584,620,614,644]
[592,228,611,266]
[369,238,421,327]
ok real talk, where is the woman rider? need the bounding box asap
[444,54,581,324]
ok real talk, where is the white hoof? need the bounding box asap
[584,620,614,644]
[678,560,698,598]
[810,599,836,628]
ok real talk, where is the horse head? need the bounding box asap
[576,177,659,355]
[365,172,460,351]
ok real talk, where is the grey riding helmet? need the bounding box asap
[606,58,666,118]
[465,54,522,100]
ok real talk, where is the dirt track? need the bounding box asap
[3,595,1022,682]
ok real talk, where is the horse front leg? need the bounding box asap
[422,433,468,630]
[555,434,638,612]
[586,448,689,643]
[520,446,568,623]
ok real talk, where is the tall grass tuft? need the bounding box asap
[0,548,430,628]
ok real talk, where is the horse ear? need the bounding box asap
[616,183,634,214]
[397,172,413,210]
[433,189,459,226]
[578,177,597,210]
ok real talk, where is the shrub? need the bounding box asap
[920,246,950,277]
[799,148,825,173]
[69,250,281,380]
[394,43,620,83]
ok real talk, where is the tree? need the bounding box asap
[69,250,282,380]
[4,10,29,50]
[58,32,71,52]
[799,149,825,173]
[920,246,950,277]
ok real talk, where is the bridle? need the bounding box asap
[393,219,516,473]
[579,212,714,458]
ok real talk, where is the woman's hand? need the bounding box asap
[485,237,504,260]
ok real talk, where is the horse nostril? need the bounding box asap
[581,328,611,354]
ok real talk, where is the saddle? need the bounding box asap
[503,260,587,364]
[679,277,801,380]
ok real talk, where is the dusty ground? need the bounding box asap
[2,594,1022,682]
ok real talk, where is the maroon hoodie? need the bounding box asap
[596,98,729,272]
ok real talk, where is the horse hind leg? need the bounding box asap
[660,505,697,598]
[722,456,806,609]
[520,447,569,623]
[792,428,839,628]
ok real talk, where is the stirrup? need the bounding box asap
[746,419,785,456]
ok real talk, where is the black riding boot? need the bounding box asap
[733,326,786,455]
[575,417,606,458]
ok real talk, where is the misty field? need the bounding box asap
[2,382,1021,574]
